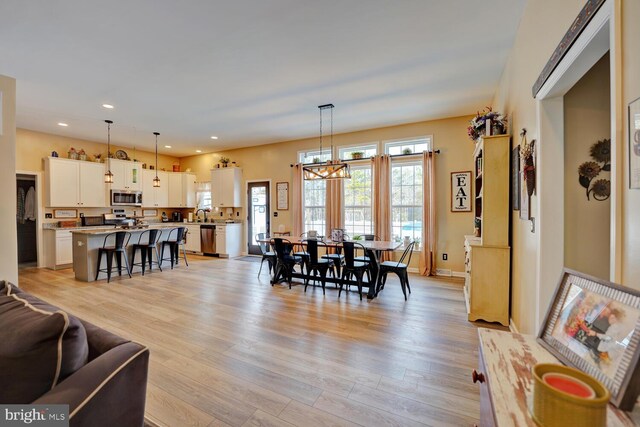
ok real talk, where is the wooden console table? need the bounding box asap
[476,328,637,426]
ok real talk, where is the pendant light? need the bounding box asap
[104,120,114,184]
[153,132,160,187]
[303,104,351,180]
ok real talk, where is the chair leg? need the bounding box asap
[355,271,364,300]
[122,251,132,278]
[258,258,265,276]
[182,245,189,266]
[169,244,175,269]
[403,271,411,294]
[339,270,348,298]
[96,251,102,281]
[106,252,113,283]
[304,267,311,292]
[116,252,122,276]
[154,246,163,272]
[319,267,328,295]
[140,248,147,276]
[146,247,153,271]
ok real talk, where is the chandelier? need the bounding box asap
[303,104,351,180]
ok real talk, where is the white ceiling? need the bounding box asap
[0,0,526,157]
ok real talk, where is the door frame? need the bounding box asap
[533,0,621,331]
[16,170,44,268]
[245,179,271,255]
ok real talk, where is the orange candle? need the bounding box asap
[542,372,596,399]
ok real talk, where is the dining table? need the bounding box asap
[259,236,403,299]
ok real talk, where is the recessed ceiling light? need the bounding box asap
[102,104,114,109]
[58,122,68,127]
[164,145,172,148]
[196,150,202,153]
[210,136,218,140]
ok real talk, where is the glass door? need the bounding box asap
[247,181,270,255]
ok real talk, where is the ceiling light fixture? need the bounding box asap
[104,120,114,184]
[153,132,161,187]
[210,136,218,140]
[102,104,114,109]
[164,145,172,148]
[58,122,68,127]
[303,104,351,180]
[196,150,202,153]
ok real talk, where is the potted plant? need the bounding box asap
[220,157,230,168]
[351,151,364,160]
[402,148,412,155]
[312,157,321,163]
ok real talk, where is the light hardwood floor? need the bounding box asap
[19,255,505,427]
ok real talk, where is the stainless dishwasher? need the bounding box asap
[200,224,216,255]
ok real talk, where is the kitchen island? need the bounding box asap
[71,225,180,282]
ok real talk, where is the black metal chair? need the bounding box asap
[256,233,276,277]
[379,241,416,300]
[293,232,310,273]
[130,229,163,276]
[95,231,132,283]
[354,234,379,263]
[339,241,369,300]
[322,229,346,277]
[272,238,303,288]
[302,239,334,295]
[160,227,189,269]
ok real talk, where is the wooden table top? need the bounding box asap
[259,237,403,252]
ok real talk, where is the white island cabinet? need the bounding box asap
[45,157,107,207]
[215,223,241,258]
[43,229,74,269]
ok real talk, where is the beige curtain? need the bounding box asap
[325,173,343,238]
[292,164,303,237]
[373,155,392,261]
[420,151,436,276]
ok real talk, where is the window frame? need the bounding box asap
[384,135,432,155]
[337,142,378,160]
[342,163,374,237]
[389,159,423,247]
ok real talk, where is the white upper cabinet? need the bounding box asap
[108,159,141,191]
[168,173,183,207]
[45,157,107,207]
[211,168,242,208]
[142,170,169,207]
[183,174,196,208]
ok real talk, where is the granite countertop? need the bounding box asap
[70,225,179,235]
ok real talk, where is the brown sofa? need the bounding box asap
[0,281,150,427]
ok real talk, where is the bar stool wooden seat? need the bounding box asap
[95,231,132,283]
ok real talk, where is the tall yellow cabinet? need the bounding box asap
[464,135,510,326]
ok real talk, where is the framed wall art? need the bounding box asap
[53,209,78,219]
[450,171,472,212]
[511,146,521,211]
[538,269,640,409]
[629,96,640,189]
[276,182,289,210]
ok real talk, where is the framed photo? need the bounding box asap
[53,209,77,219]
[143,209,158,217]
[538,269,640,409]
[450,171,471,212]
[276,182,289,210]
[629,96,640,189]
[511,146,521,211]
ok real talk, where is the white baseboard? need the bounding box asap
[452,271,465,278]
[408,267,419,274]
[509,318,519,333]
[434,269,465,278]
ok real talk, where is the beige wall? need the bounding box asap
[180,116,476,273]
[0,75,18,284]
[564,54,611,280]
[622,0,640,286]
[492,0,587,334]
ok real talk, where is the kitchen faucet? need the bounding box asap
[195,209,208,222]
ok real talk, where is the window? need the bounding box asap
[299,149,332,164]
[196,182,212,210]
[303,179,326,235]
[391,162,423,245]
[338,143,377,160]
[343,165,373,237]
[385,136,432,155]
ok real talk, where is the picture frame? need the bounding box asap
[511,146,521,211]
[629,96,640,189]
[450,171,472,212]
[276,182,289,210]
[143,209,158,217]
[53,209,78,219]
[538,268,640,409]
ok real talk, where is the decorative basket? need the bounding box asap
[524,156,535,196]
[532,364,609,427]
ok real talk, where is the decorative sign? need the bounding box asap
[630,97,640,189]
[143,209,158,217]
[276,182,289,210]
[53,209,78,219]
[451,171,472,212]
[512,146,521,210]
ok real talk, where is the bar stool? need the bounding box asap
[160,227,188,269]
[95,231,132,283]
[130,229,163,275]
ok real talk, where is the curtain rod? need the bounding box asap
[289,150,440,167]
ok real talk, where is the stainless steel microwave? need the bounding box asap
[111,190,143,206]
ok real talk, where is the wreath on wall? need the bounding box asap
[578,138,611,201]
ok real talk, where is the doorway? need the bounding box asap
[247,181,270,255]
[16,173,38,267]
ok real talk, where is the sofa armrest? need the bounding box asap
[33,342,149,427]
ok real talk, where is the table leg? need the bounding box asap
[366,249,380,299]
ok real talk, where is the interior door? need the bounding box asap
[247,182,270,255]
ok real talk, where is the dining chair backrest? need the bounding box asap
[137,228,161,245]
[302,239,326,264]
[166,227,186,243]
[256,233,271,254]
[273,238,293,259]
[102,231,131,250]
[396,241,416,267]
[300,232,308,238]
[342,241,366,267]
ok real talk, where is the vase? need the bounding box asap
[524,156,536,196]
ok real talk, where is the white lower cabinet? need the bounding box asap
[44,229,73,269]
[184,225,201,253]
[215,224,241,258]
